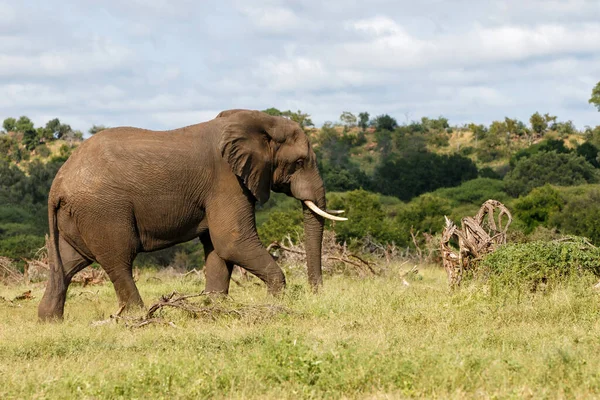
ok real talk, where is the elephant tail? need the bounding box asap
[47,198,66,297]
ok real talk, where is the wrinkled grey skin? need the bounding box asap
[38,110,326,321]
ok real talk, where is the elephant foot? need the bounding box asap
[38,290,67,322]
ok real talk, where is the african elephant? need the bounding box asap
[38,109,346,321]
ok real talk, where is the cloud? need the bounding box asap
[238,4,302,33]
[0,0,599,133]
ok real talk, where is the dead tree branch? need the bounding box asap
[441,200,512,287]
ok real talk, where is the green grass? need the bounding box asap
[1,266,600,399]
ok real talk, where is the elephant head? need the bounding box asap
[216,109,346,289]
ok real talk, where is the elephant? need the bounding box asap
[38,109,346,321]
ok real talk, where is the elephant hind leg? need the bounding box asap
[97,255,144,311]
[79,212,144,311]
[38,236,92,321]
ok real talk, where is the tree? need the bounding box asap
[358,112,369,132]
[504,152,598,197]
[373,152,478,201]
[14,116,39,150]
[15,116,34,133]
[339,111,357,129]
[529,112,548,137]
[89,125,108,135]
[509,139,571,167]
[468,123,488,147]
[373,114,398,132]
[514,185,564,233]
[0,136,13,160]
[550,189,600,244]
[262,108,283,117]
[261,108,314,129]
[576,142,600,168]
[316,123,371,192]
[41,118,71,140]
[421,116,449,132]
[589,81,600,111]
[544,113,557,130]
[72,130,83,141]
[328,190,401,245]
[505,117,517,138]
[2,117,16,133]
[284,110,314,129]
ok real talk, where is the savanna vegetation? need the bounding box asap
[1,83,600,398]
[1,264,600,399]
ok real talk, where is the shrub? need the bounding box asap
[458,146,475,156]
[135,240,204,268]
[504,151,598,197]
[257,209,304,245]
[433,178,508,205]
[509,139,571,167]
[373,152,478,201]
[479,238,600,292]
[513,185,564,234]
[550,189,600,245]
[0,234,45,259]
[35,144,51,158]
[395,194,452,246]
[478,167,501,179]
[576,142,600,168]
[328,190,402,246]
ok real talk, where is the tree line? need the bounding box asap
[1,81,599,264]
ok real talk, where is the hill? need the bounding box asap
[2,112,600,266]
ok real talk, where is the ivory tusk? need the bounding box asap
[304,201,348,221]
[326,209,345,215]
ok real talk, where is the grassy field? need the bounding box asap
[1,265,600,399]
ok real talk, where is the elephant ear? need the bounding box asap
[219,113,274,204]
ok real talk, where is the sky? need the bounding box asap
[1,0,599,133]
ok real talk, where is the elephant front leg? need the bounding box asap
[213,236,286,295]
[207,203,286,295]
[200,233,234,294]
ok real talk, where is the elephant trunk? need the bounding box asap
[302,187,326,290]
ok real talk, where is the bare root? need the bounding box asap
[441,200,513,287]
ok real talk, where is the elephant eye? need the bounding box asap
[296,159,304,168]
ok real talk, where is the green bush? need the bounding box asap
[34,144,51,158]
[395,194,451,246]
[50,144,72,163]
[550,189,600,244]
[576,142,600,168]
[514,185,564,234]
[257,209,304,245]
[136,240,204,269]
[458,146,475,156]
[433,178,508,205]
[373,152,478,201]
[504,151,598,197]
[328,190,402,245]
[509,139,571,167]
[478,167,501,179]
[479,238,600,292]
[0,234,45,259]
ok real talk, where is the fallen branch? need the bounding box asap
[0,257,22,285]
[0,290,35,306]
[182,268,203,278]
[267,235,380,276]
[92,291,294,328]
